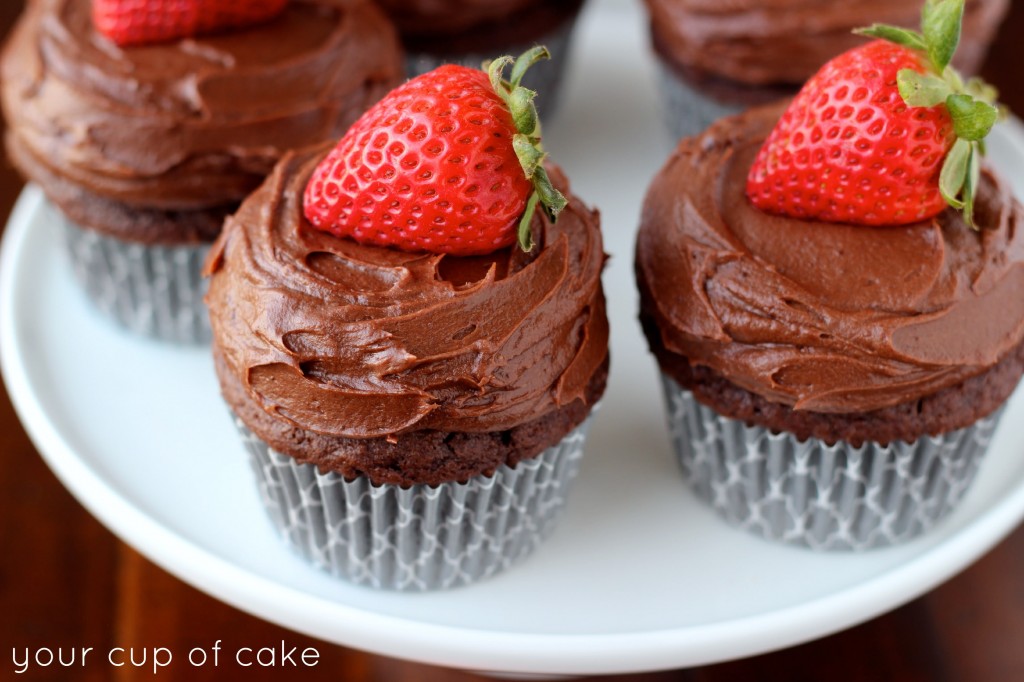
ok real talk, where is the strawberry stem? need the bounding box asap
[485,47,568,252]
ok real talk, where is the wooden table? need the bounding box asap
[2,3,1024,680]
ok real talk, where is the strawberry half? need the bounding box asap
[93,0,288,47]
[304,48,567,256]
[746,0,1001,227]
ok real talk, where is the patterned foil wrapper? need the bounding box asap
[657,62,746,142]
[404,16,578,120]
[660,374,1003,550]
[58,212,212,344]
[237,413,595,591]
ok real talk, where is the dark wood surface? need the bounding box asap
[2,3,1024,680]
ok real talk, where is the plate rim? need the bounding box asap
[6,123,1024,678]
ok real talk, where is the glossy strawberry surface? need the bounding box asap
[304,65,535,256]
[747,41,956,226]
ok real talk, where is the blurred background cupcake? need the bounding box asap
[643,0,1009,140]
[375,0,586,118]
[0,0,402,343]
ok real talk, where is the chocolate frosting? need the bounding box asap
[636,104,1024,414]
[646,0,1009,86]
[374,0,544,37]
[1,0,402,211]
[206,144,608,439]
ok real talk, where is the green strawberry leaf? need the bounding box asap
[946,93,999,141]
[513,134,545,178]
[488,46,566,249]
[508,87,539,137]
[854,24,927,51]
[533,166,567,221]
[939,140,985,228]
[897,69,952,107]
[922,0,964,71]
[518,191,540,252]
[486,56,515,97]
[963,141,981,228]
[939,138,971,209]
[860,0,997,228]
[510,46,550,88]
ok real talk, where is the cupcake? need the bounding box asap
[0,0,402,343]
[205,51,609,589]
[643,0,1009,140]
[636,6,1024,549]
[374,0,585,118]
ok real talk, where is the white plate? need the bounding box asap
[6,0,1024,676]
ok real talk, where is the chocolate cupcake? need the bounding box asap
[1,0,402,343]
[206,55,609,589]
[636,97,1024,548]
[374,0,585,118]
[643,0,1009,140]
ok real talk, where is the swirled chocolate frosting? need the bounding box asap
[206,144,608,440]
[645,0,1008,86]
[1,0,402,211]
[636,104,1024,414]
[374,0,544,37]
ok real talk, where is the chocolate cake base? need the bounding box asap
[217,350,609,487]
[240,412,594,589]
[639,299,1024,448]
[6,132,230,245]
[659,373,1001,550]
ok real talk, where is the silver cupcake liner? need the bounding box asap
[404,17,577,120]
[657,62,746,141]
[237,413,595,590]
[660,374,1003,550]
[58,211,211,344]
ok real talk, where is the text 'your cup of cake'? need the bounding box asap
[637,0,1024,550]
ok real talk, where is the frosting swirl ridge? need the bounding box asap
[636,105,1024,414]
[206,145,608,438]
[645,0,1008,86]
[1,0,402,210]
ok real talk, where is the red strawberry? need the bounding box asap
[747,41,951,225]
[93,0,288,47]
[746,0,1000,227]
[304,48,567,256]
